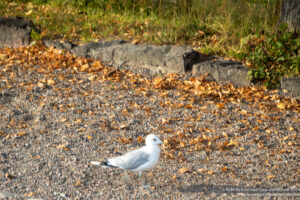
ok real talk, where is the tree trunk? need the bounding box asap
[280,0,300,34]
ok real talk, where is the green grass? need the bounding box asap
[2,0,280,46]
[1,0,299,88]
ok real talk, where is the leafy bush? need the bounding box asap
[237,25,299,89]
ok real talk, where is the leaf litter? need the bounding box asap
[0,43,299,199]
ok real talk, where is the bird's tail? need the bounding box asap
[90,160,117,168]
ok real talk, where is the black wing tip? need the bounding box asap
[101,161,109,166]
[101,160,118,168]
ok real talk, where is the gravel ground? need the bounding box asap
[0,45,299,199]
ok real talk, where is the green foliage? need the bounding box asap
[237,25,299,89]
[31,28,42,41]
[2,0,298,89]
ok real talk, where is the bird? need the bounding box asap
[94,134,163,185]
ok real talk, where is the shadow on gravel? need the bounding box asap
[178,184,299,196]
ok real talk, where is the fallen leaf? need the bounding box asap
[220,166,228,172]
[80,64,89,72]
[87,135,93,140]
[138,136,142,143]
[131,39,139,44]
[280,135,289,141]
[198,168,206,173]
[47,79,55,85]
[207,170,214,175]
[216,103,224,109]
[178,167,191,174]
[75,180,81,187]
[266,175,276,179]
[276,102,285,110]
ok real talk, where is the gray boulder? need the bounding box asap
[43,40,75,51]
[281,77,300,95]
[0,17,32,48]
[192,60,251,86]
[71,41,200,73]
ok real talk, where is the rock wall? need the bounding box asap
[0,17,32,48]
[0,17,299,95]
[43,39,252,87]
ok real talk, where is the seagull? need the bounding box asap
[91,134,162,185]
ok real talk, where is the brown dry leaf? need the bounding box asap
[60,118,67,122]
[75,180,81,187]
[17,132,26,137]
[87,135,93,140]
[288,127,294,131]
[80,64,89,72]
[266,175,276,179]
[265,160,271,167]
[137,136,142,143]
[185,104,194,109]
[280,135,289,141]
[240,109,248,115]
[220,166,228,172]
[56,144,69,151]
[178,167,190,174]
[216,103,224,109]
[207,170,214,175]
[276,102,285,110]
[131,39,139,44]
[198,168,206,173]
[161,118,169,125]
[26,192,35,197]
[75,119,82,124]
[257,141,264,149]
[120,136,132,144]
[47,79,55,85]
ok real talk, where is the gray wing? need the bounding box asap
[108,148,150,170]
[122,152,149,170]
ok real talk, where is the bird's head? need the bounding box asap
[145,134,162,146]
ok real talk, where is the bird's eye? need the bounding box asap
[153,138,157,142]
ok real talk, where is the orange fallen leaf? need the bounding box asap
[280,135,289,141]
[26,192,35,197]
[216,103,224,109]
[80,63,89,72]
[266,175,276,179]
[60,118,67,122]
[178,167,190,174]
[75,180,81,187]
[17,132,26,137]
[276,102,285,110]
[87,135,93,140]
[198,168,206,173]
[240,110,248,115]
[220,166,228,172]
[138,136,142,143]
[131,39,139,44]
[47,79,55,85]
[207,170,214,175]
[185,104,194,109]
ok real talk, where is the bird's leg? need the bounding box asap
[139,171,150,189]
[138,171,142,183]
[122,170,129,181]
